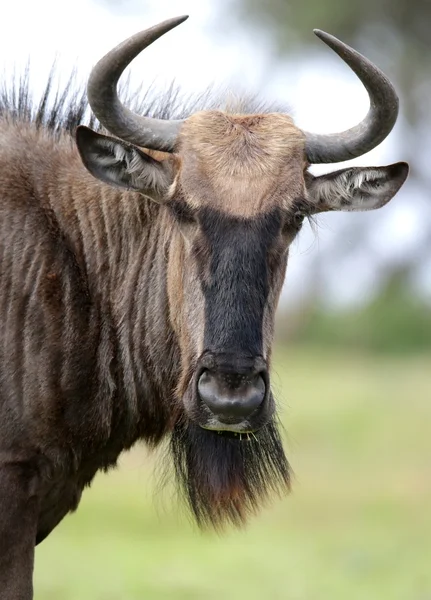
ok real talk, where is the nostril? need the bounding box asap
[197,369,266,422]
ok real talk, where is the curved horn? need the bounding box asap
[87,16,188,152]
[304,30,399,164]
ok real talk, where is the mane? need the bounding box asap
[0,67,290,138]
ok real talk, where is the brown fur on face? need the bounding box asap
[175,110,307,217]
[161,110,307,385]
[160,110,307,407]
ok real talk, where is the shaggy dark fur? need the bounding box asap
[170,420,289,529]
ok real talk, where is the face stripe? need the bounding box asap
[197,208,282,358]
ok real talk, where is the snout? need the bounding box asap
[197,368,266,424]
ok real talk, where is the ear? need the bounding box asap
[75,126,175,202]
[307,162,409,213]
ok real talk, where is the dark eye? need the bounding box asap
[292,211,304,228]
[282,210,304,236]
[169,201,197,226]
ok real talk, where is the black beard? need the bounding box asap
[169,419,290,529]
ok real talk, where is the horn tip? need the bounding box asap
[164,15,189,30]
[313,29,332,42]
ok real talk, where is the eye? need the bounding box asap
[169,201,198,226]
[176,209,197,227]
[281,210,304,236]
[292,211,305,228]
[168,200,199,242]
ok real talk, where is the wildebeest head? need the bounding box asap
[76,16,408,527]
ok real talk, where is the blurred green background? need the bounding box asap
[1,0,428,597]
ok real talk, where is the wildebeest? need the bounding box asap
[0,14,408,598]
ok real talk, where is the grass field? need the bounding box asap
[34,346,431,600]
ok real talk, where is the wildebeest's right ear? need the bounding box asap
[75,126,175,202]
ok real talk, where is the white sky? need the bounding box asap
[0,0,425,306]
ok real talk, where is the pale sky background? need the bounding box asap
[0,0,427,307]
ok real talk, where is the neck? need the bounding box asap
[48,145,181,441]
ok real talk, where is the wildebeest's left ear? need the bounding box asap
[75,126,175,202]
[307,162,409,213]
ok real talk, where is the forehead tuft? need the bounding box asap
[176,111,307,217]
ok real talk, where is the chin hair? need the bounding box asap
[168,417,290,530]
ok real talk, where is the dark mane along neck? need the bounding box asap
[51,137,181,447]
[1,120,180,448]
